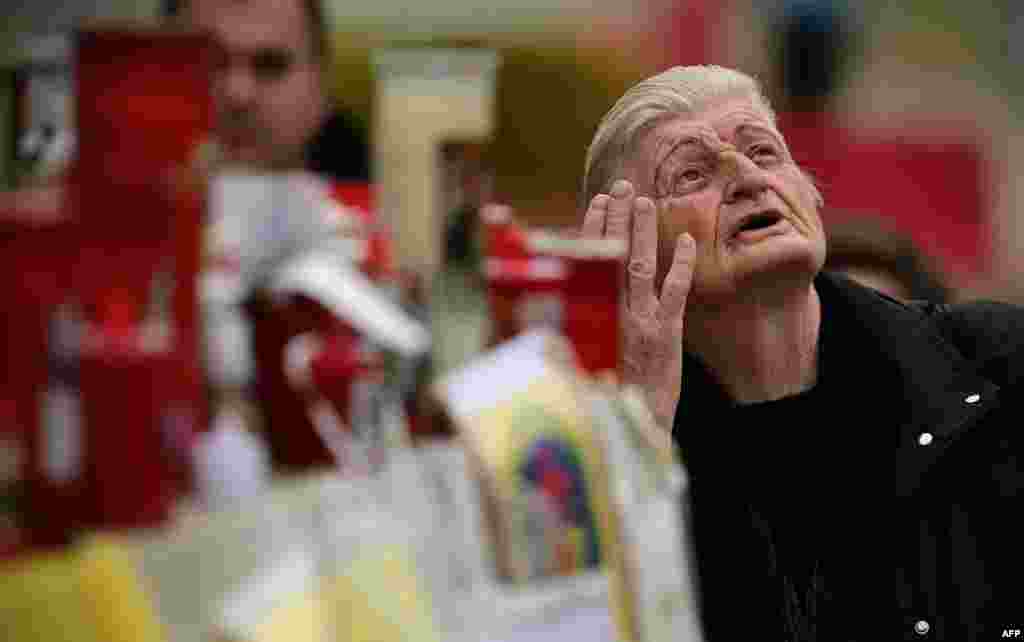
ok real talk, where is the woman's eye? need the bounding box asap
[674,168,705,192]
[749,144,779,165]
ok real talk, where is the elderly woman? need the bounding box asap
[581,66,1020,641]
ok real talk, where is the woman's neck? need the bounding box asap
[687,283,821,405]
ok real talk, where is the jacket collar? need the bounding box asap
[814,272,998,432]
[816,273,1005,497]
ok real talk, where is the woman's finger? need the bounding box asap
[658,233,696,327]
[581,194,610,239]
[605,179,634,241]
[627,196,658,316]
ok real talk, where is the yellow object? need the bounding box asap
[76,535,169,642]
[242,584,330,642]
[213,545,328,642]
[326,546,442,642]
[0,550,97,642]
[0,536,168,642]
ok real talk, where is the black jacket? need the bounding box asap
[674,271,1023,641]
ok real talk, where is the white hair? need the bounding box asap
[582,65,780,210]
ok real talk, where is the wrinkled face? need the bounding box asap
[187,0,327,169]
[629,97,825,304]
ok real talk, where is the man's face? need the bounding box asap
[186,0,327,169]
[629,97,826,305]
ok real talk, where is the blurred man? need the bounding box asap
[166,0,369,180]
[165,0,376,474]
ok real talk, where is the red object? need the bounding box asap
[75,26,214,332]
[249,297,384,472]
[0,397,25,559]
[483,207,624,375]
[330,181,393,278]
[249,181,402,472]
[561,254,622,375]
[777,112,989,282]
[0,191,79,552]
[309,330,384,426]
[79,344,188,530]
[483,210,555,346]
[482,204,530,260]
[72,25,217,529]
[660,0,731,67]
[485,249,623,376]
[248,295,334,472]
[486,256,567,347]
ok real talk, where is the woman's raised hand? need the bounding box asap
[581,179,696,431]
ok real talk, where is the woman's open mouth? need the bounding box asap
[730,211,790,244]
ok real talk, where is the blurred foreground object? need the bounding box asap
[0,186,76,555]
[4,28,701,642]
[201,170,423,477]
[482,209,625,376]
[435,329,703,642]
[1,343,699,641]
[72,24,216,531]
[1,23,217,554]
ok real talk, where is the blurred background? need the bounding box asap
[2,0,1023,300]
[2,0,1024,290]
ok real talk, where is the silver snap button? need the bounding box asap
[914,619,930,635]
[965,393,981,404]
[918,432,934,446]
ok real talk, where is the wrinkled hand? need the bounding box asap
[582,180,695,431]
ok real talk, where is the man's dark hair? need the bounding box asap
[772,1,860,107]
[162,0,330,63]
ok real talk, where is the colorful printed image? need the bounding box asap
[518,435,601,578]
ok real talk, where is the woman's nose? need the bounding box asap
[721,152,769,204]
